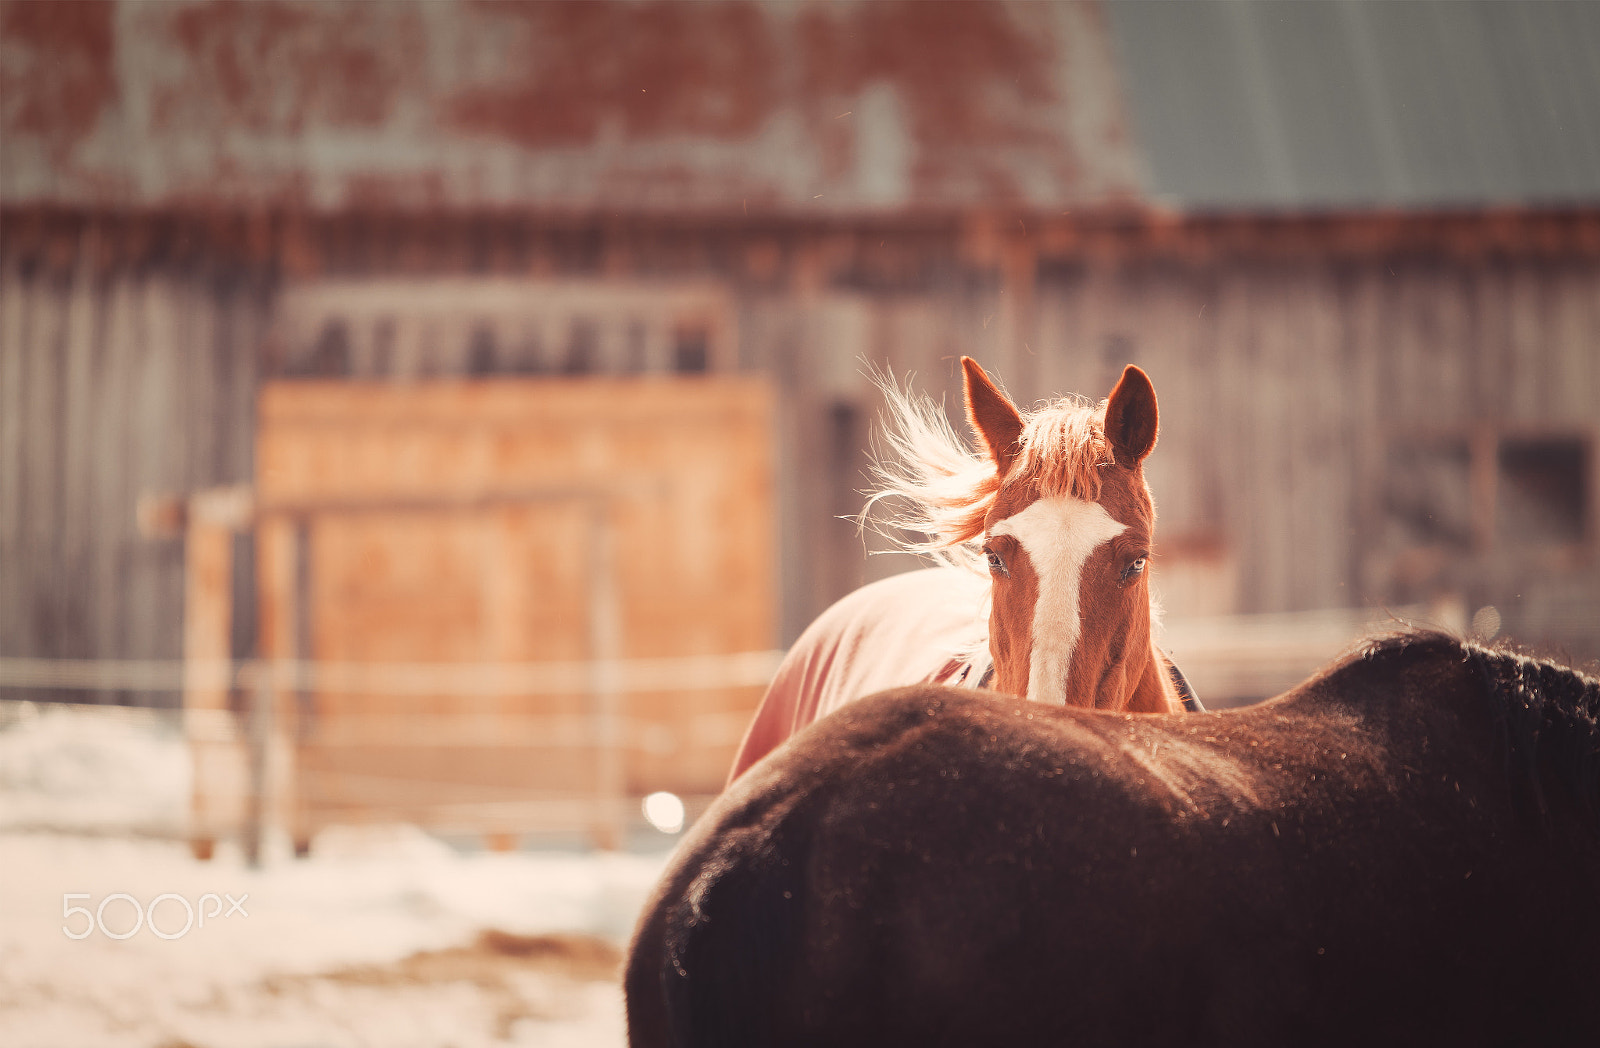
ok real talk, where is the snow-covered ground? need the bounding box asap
[0,701,674,1048]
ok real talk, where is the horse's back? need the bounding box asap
[636,652,1600,1047]
[727,566,988,783]
[638,687,1188,1046]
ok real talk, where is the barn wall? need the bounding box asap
[1032,252,1600,658]
[0,226,270,702]
[4,209,1597,709]
[741,224,1600,659]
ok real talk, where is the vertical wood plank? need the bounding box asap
[184,520,234,704]
[94,274,139,682]
[256,511,302,849]
[23,268,67,661]
[997,240,1039,399]
[60,230,99,669]
[184,514,234,853]
[1211,263,1264,611]
[586,499,625,850]
[1546,263,1598,425]
[124,273,161,669]
[1257,264,1296,614]
[1344,266,1387,605]
[1505,262,1545,421]
[1311,263,1341,609]
[1473,262,1513,420]
[0,260,28,657]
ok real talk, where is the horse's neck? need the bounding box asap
[1126,642,1184,714]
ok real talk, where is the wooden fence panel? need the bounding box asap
[252,377,775,843]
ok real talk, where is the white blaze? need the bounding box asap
[989,496,1127,706]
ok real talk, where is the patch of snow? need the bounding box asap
[0,700,189,835]
[0,700,679,1047]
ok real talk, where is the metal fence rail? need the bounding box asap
[0,650,787,861]
[0,650,787,697]
[3,604,1457,861]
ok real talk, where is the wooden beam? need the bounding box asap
[184,515,233,861]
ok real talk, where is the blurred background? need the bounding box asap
[2,1,1598,1044]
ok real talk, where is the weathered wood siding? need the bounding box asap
[0,235,269,702]
[1028,255,1598,655]
[4,211,1597,714]
[776,258,1598,659]
[774,250,1600,661]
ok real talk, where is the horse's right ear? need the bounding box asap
[1104,364,1159,468]
[962,357,1024,477]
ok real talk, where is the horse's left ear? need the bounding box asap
[962,356,1024,477]
[1104,365,1158,467]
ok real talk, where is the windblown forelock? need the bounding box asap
[1017,397,1114,503]
[862,379,1118,565]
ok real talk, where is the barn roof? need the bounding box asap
[1106,0,1600,211]
[5,1,1597,219]
[0,0,1144,214]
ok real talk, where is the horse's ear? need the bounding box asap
[962,356,1024,477]
[1104,365,1158,467]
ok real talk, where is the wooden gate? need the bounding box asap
[186,376,775,852]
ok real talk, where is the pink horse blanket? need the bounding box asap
[728,567,993,784]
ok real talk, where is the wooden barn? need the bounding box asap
[3,1,1598,847]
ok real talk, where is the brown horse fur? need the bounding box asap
[731,361,1189,785]
[971,360,1175,713]
[868,357,1184,714]
[627,631,1600,1047]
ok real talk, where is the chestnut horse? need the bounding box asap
[729,357,1199,783]
[629,631,1600,1046]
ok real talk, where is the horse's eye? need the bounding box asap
[1120,556,1148,584]
[983,545,1008,577]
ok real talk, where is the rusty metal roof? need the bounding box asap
[1107,0,1600,210]
[0,0,1145,214]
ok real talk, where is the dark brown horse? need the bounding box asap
[628,632,1600,1046]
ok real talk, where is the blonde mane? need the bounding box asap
[862,373,1114,571]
